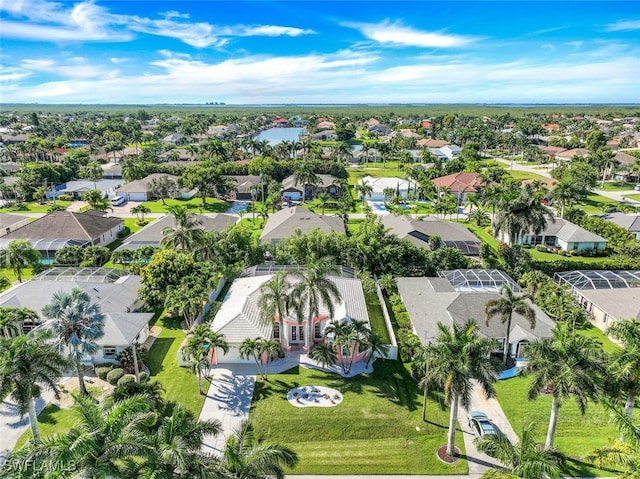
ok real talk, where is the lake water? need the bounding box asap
[255,127,304,146]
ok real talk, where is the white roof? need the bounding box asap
[358,176,410,193]
[210,274,369,343]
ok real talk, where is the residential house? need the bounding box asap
[367,125,391,137]
[536,145,567,162]
[272,117,289,127]
[102,165,123,180]
[601,213,640,240]
[226,175,262,201]
[555,270,640,330]
[0,213,30,237]
[0,210,123,263]
[116,213,238,251]
[358,176,410,201]
[427,148,449,162]
[117,173,197,201]
[317,121,336,130]
[260,206,345,243]
[432,172,484,202]
[311,130,336,141]
[208,265,370,364]
[441,145,462,160]
[47,179,123,200]
[555,148,590,161]
[0,267,152,364]
[397,270,555,358]
[501,217,608,252]
[417,138,448,148]
[162,133,188,145]
[281,174,341,201]
[381,215,481,256]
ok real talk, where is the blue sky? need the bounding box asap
[1,1,639,104]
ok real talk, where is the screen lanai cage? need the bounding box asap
[554,270,640,290]
[437,269,522,292]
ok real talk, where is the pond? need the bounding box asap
[254,127,304,146]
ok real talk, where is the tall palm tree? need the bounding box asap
[355,180,373,207]
[525,326,606,449]
[550,180,583,219]
[183,324,229,395]
[133,405,223,478]
[258,271,291,345]
[0,307,38,339]
[292,162,319,202]
[422,320,499,457]
[476,423,565,479]
[41,288,105,397]
[494,184,553,246]
[289,257,342,352]
[4,394,156,478]
[221,420,298,479]
[484,285,536,364]
[316,191,330,215]
[240,337,265,379]
[161,205,206,251]
[0,332,69,443]
[79,160,103,191]
[608,319,640,438]
[0,239,41,283]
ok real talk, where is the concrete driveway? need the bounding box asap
[456,379,519,475]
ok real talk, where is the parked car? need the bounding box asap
[634,185,640,191]
[468,411,498,438]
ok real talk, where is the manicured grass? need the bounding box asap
[464,223,498,250]
[365,292,391,344]
[528,248,612,263]
[579,323,620,354]
[576,194,622,214]
[504,170,549,182]
[600,181,636,192]
[249,360,467,475]
[139,197,229,213]
[495,376,622,477]
[348,167,406,185]
[145,313,205,416]
[626,193,640,201]
[1,200,72,213]
[0,267,35,287]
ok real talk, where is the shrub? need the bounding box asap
[395,311,412,330]
[136,220,149,227]
[95,365,114,380]
[138,371,148,382]
[58,194,74,201]
[388,293,404,308]
[535,244,547,252]
[117,374,136,386]
[106,368,125,385]
[117,226,131,238]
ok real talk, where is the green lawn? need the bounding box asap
[576,194,622,214]
[528,248,614,263]
[464,223,498,250]
[600,181,637,192]
[627,193,640,201]
[145,313,205,416]
[0,267,35,285]
[365,291,391,344]
[495,376,622,477]
[249,360,467,475]
[139,197,229,213]
[579,323,620,354]
[504,170,549,182]
[348,167,406,185]
[1,200,72,213]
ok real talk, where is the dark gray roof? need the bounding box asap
[575,288,640,322]
[0,213,29,228]
[381,215,481,255]
[226,175,261,194]
[602,213,640,233]
[529,217,607,243]
[3,210,122,243]
[260,206,345,242]
[117,213,237,250]
[396,277,554,345]
[281,174,338,190]
[118,173,179,194]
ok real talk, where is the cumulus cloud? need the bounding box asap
[0,0,314,47]
[344,20,477,48]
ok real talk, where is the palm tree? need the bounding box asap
[476,423,565,479]
[484,285,536,364]
[161,205,206,251]
[550,180,583,219]
[0,239,41,283]
[121,158,146,182]
[258,271,291,345]
[183,324,230,394]
[422,320,499,457]
[6,394,156,478]
[292,162,319,203]
[79,160,103,191]
[289,257,342,352]
[240,337,265,379]
[316,191,330,215]
[0,307,38,339]
[608,319,640,438]
[362,330,389,368]
[525,326,607,449]
[355,180,373,207]
[494,184,553,246]
[221,420,298,479]
[0,332,69,443]
[134,404,223,478]
[130,204,150,223]
[41,288,105,397]
[260,338,281,379]
[309,342,337,369]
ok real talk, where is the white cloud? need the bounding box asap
[240,25,315,37]
[605,19,640,31]
[344,20,477,48]
[20,57,117,79]
[0,0,315,47]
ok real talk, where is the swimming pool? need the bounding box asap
[225,201,249,214]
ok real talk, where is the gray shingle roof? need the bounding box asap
[602,213,640,233]
[576,288,640,322]
[396,277,554,345]
[117,213,237,250]
[281,174,338,190]
[118,173,179,194]
[0,213,29,228]
[528,217,607,243]
[260,206,345,242]
[3,210,122,242]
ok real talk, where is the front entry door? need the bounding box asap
[290,325,305,344]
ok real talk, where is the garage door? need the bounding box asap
[127,192,148,202]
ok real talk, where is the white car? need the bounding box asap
[468,411,498,438]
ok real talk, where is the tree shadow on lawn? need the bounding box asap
[37,404,63,425]
[146,338,175,375]
[184,201,229,213]
[252,379,294,401]
[562,457,623,477]
[161,316,185,330]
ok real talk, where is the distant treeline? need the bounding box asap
[2,104,640,118]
